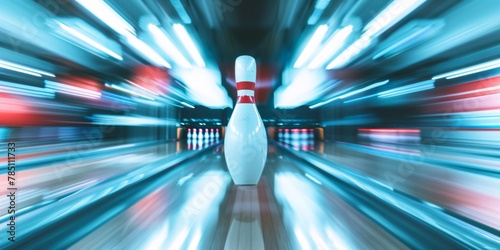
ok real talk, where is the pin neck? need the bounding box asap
[236,81,255,104]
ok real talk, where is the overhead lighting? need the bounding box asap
[363,0,426,38]
[57,22,122,60]
[107,83,155,100]
[308,25,353,69]
[378,80,434,98]
[125,35,171,68]
[343,94,377,103]
[372,20,442,60]
[372,27,426,60]
[338,80,388,99]
[326,34,372,69]
[0,59,54,77]
[148,24,191,68]
[432,59,500,80]
[75,0,135,36]
[45,80,101,99]
[91,114,177,126]
[307,0,331,25]
[170,0,192,24]
[0,80,55,99]
[126,80,160,96]
[173,24,205,67]
[310,80,388,108]
[294,24,328,68]
[180,101,195,108]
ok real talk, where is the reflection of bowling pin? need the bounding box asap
[225,55,267,186]
[204,129,209,144]
[193,128,197,140]
[192,137,197,150]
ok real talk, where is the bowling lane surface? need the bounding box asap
[289,140,500,230]
[69,144,408,250]
[4,140,498,249]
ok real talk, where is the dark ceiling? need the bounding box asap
[186,0,315,66]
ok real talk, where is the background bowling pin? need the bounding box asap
[224,55,267,186]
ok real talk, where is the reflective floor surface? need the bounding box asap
[1,140,498,249]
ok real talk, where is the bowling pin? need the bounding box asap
[215,128,220,140]
[210,128,214,139]
[187,128,192,139]
[193,128,197,140]
[224,55,267,186]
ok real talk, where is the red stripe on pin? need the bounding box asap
[238,96,255,103]
[236,81,255,90]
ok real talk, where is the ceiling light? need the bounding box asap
[125,35,171,68]
[326,34,372,69]
[108,83,155,101]
[310,80,388,108]
[57,22,122,60]
[0,59,54,77]
[75,0,135,36]
[170,0,191,24]
[307,0,331,25]
[180,101,195,108]
[364,0,426,38]
[378,80,434,98]
[309,25,353,69]
[45,80,101,99]
[432,59,500,80]
[294,24,328,68]
[148,24,191,68]
[173,24,205,67]
[0,80,55,98]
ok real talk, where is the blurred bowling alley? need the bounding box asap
[1,0,499,249]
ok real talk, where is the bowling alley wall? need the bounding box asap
[316,72,500,148]
[1,66,181,145]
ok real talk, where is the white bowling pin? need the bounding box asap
[215,128,220,140]
[224,55,267,186]
[193,128,197,140]
[187,128,192,139]
[210,128,214,139]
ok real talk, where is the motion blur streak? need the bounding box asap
[1,0,500,249]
